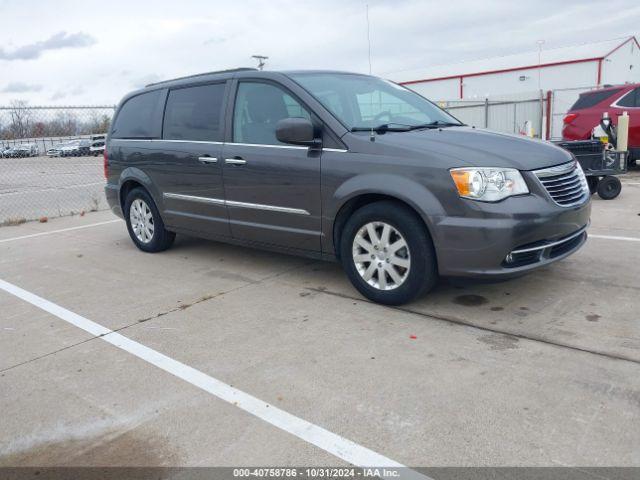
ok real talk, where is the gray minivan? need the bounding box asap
[105,68,590,305]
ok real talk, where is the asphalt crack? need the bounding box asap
[306,287,640,366]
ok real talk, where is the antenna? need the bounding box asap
[365,4,374,141]
[365,4,372,75]
[251,55,268,70]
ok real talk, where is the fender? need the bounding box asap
[118,167,164,210]
[326,173,447,256]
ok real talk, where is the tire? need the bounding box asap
[597,176,622,200]
[124,187,175,252]
[587,176,599,195]
[339,201,437,305]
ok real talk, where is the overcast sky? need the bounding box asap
[0,0,638,105]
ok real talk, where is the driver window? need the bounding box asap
[233,82,311,145]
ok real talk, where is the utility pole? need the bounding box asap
[251,55,268,70]
[366,4,372,75]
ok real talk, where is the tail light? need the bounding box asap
[103,149,109,179]
[563,113,578,124]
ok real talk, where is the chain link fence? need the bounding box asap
[0,104,115,226]
[547,86,597,140]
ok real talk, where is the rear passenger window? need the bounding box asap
[163,83,226,142]
[570,88,623,110]
[617,88,639,108]
[112,90,163,138]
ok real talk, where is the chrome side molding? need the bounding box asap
[112,138,348,152]
[163,193,310,216]
[225,200,309,215]
[163,193,225,206]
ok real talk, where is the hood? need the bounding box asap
[366,126,573,170]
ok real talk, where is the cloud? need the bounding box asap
[0,31,96,61]
[50,91,67,101]
[49,85,86,101]
[203,37,226,46]
[2,82,43,93]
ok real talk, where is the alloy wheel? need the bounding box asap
[129,198,155,244]
[352,221,411,290]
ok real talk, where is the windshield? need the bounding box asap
[288,72,462,130]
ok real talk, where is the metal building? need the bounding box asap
[390,36,639,101]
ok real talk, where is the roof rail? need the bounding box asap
[146,68,258,87]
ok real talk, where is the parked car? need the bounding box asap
[63,139,90,156]
[562,83,639,166]
[47,139,91,157]
[89,134,106,156]
[1,144,37,157]
[2,146,16,158]
[16,144,38,157]
[105,69,591,305]
[47,143,68,157]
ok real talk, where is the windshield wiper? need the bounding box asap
[408,120,465,130]
[351,121,464,133]
[350,123,414,133]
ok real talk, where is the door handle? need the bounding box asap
[198,156,218,164]
[225,158,247,165]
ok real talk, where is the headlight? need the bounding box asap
[450,167,529,202]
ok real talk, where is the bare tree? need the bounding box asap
[8,100,33,139]
[82,111,111,135]
[50,110,79,136]
[0,104,114,140]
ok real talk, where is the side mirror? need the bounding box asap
[276,118,321,148]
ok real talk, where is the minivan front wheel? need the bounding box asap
[340,201,437,305]
[124,188,175,252]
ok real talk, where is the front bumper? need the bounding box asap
[432,193,591,278]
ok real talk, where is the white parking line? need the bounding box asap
[0,278,426,478]
[590,234,640,242]
[0,220,121,244]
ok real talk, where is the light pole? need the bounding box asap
[536,40,545,139]
[536,40,545,92]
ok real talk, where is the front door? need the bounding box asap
[222,81,321,252]
[154,82,230,237]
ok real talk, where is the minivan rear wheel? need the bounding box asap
[124,187,175,252]
[340,201,437,305]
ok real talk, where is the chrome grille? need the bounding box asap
[533,161,589,207]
